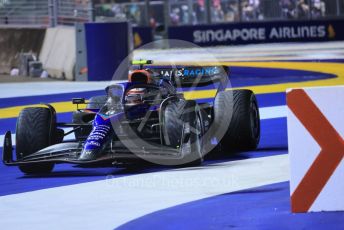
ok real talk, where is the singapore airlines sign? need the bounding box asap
[168,20,342,46]
[193,25,328,43]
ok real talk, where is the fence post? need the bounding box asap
[307,0,312,19]
[54,0,58,25]
[88,0,95,22]
[238,0,242,22]
[187,0,193,25]
[145,0,150,26]
[205,0,211,24]
[48,0,54,27]
[48,0,58,27]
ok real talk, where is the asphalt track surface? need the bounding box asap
[0,46,344,229]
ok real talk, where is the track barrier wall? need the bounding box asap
[0,23,136,80]
[83,22,131,81]
[2,19,343,78]
[39,26,75,80]
[287,86,344,213]
[0,28,45,74]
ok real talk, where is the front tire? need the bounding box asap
[16,107,56,174]
[162,100,203,166]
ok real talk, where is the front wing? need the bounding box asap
[2,131,183,167]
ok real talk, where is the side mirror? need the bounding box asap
[72,98,86,104]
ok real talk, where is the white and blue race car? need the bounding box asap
[3,60,260,174]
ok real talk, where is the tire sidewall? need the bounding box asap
[15,107,56,174]
[162,100,203,166]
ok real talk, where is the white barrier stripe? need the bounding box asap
[0,133,15,147]
[259,105,286,120]
[0,81,124,99]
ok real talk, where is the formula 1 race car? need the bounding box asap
[2,60,260,174]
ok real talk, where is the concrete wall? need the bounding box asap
[39,27,75,80]
[0,28,45,74]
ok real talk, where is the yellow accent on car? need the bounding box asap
[132,60,153,65]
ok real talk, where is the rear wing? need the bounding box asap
[132,64,229,89]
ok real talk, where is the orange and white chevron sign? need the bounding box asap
[287,86,344,213]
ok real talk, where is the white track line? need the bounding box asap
[259,105,286,120]
[0,106,287,148]
[0,81,124,99]
[134,41,344,62]
[0,154,289,230]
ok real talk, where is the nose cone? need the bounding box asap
[79,114,113,161]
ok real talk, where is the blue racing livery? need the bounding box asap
[2,61,260,174]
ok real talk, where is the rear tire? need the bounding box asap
[16,107,56,174]
[214,90,260,152]
[162,100,203,166]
